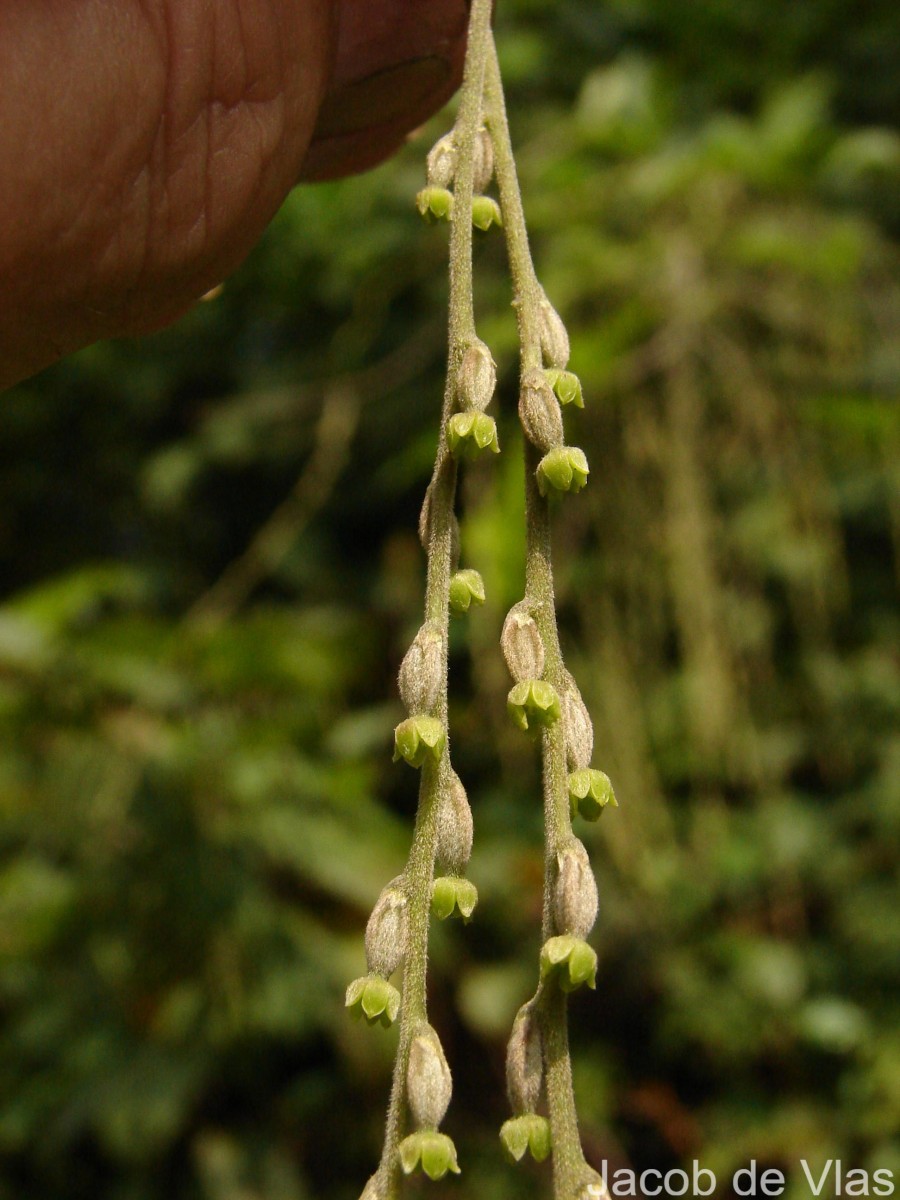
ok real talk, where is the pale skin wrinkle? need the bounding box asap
[0,0,468,390]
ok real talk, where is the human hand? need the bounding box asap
[0,0,469,389]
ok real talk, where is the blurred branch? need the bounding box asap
[184,383,362,630]
[184,324,442,630]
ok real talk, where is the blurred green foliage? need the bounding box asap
[1,3,899,1198]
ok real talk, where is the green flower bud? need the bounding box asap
[457,339,497,412]
[431,875,478,923]
[507,679,561,733]
[447,412,500,459]
[449,568,486,615]
[398,1131,461,1180]
[407,1023,453,1129]
[471,195,503,231]
[501,601,545,683]
[544,367,585,408]
[393,716,446,768]
[506,1003,543,1114]
[435,770,473,873]
[539,934,598,993]
[500,1114,552,1164]
[519,367,564,453]
[416,186,454,224]
[568,769,617,821]
[365,877,408,977]
[426,133,457,188]
[536,446,590,497]
[345,975,401,1027]
[560,673,594,770]
[538,291,570,369]
[398,623,444,714]
[472,126,495,193]
[552,838,598,939]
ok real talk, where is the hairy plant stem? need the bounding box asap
[375,2,494,1195]
[484,37,590,1200]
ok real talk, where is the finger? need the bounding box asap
[0,0,333,390]
[300,0,470,181]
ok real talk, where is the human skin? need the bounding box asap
[0,0,469,390]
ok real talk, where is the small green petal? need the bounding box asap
[431,876,458,921]
[399,1132,460,1180]
[455,878,478,921]
[416,187,454,223]
[500,1118,530,1162]
[545,369,584,408]
[471,195,502,231]
[447,412,500,460]
[473,413,499,450]
[398,1134,422,1175]
[536,446,590,497]
[421,1133,460,1180]
[393,716,446,767]
[563,940,598,992]
[449,568,486,616]
[540,934,597,992]
[530,680,561,716]
[345,976,401,1027]
[432,876,479,922]
[500,1115,552,1164]
[345,978,366,1009]
[569,769,617,820]
[527,1115,552,1162]
[541,935,577,973]
[507,680,561,732]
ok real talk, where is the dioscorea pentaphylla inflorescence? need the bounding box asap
[347,3,618,1197]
